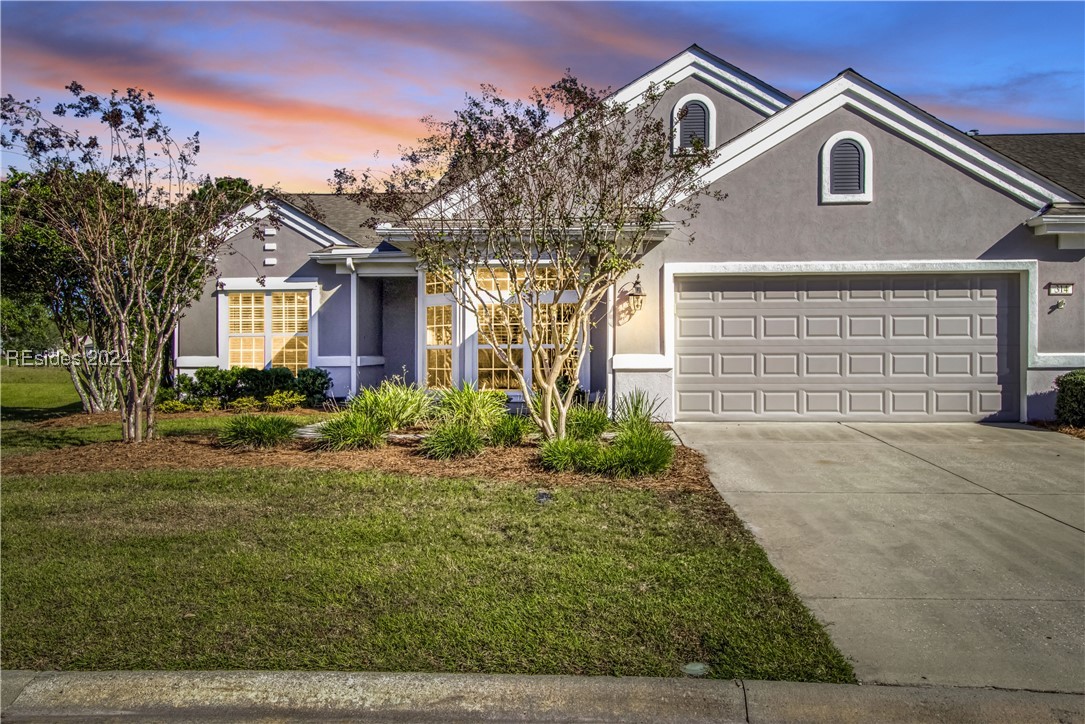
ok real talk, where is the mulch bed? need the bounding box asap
[32,409,317,429]
[1,434,713,493]
[1031,421,1085,441]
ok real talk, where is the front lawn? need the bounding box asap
[1,467,854,681]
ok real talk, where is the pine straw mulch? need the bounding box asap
[0,434,714,494]
[1031,421,1085,441]
[29,409,310,428]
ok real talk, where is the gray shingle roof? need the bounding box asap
[975,134,1085,200]
[278,193,391,248]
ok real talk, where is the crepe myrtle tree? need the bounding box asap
[2,83,274,441]
[334,75,721,438]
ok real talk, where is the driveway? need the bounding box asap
[673,422,1085,693]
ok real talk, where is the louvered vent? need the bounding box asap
[679,101,708,148]
[830,140,864,194]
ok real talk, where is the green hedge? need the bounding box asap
[1054,369,1085,427]
[170,366,332,407]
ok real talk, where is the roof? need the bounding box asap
[278,193,391,248]
[975,134,1085,200]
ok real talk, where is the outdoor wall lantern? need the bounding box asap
[628,275,646,313]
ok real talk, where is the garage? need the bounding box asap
[674,274,1021,421]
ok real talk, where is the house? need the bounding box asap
[174,45,1085,422]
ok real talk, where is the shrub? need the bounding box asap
[489,414,534,447]
[155,399,192,414]
[433,382,507,431]
[218,414,299,449]
[239,367,295,400]
[155,385,179,405]
[420,421,486,459]
[264,389,305,412]
[566,403,610,441]
[315,412,386,450]
[351,377,432,431]
[199,397,222,413]
[540,436,600,472]
[192,367,243,402]
[228,396,262,414]
[614,389,663,426]
[296,368,333,407]
[1055,369,1085,427]
[594,419,674,478]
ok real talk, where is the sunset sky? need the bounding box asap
[2,1,1083,191]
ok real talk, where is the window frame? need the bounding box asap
[820,131,873,204]
[216,278,318,374]
[671,93,717,153]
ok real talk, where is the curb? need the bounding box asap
[2,671,1082,723]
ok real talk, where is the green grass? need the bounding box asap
[0,468,854,681]
[0,366,324,455]
[0,365,83,422]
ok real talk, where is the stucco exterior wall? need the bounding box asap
[655,75,770,148]
[616,106,1083,357]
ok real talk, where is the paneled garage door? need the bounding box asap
[674,274,1021,421]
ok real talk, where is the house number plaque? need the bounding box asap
[1047,283,1074,296]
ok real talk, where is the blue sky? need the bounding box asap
[2,1,1082,190]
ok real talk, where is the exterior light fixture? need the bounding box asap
[628,275,646,313]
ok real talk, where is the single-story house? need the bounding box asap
[174,45,1085,422]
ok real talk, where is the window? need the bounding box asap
[226,290,310,374]
[534,303,581,385]
[426,305,453,388]
[477,304,525,391]
[820,131,873,203]
[672,93,716,152]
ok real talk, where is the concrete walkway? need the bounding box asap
[3,670,1083,722]
[673,422,1085,694]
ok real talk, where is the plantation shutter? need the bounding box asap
[679,101,708,148]
[830,140,864,194]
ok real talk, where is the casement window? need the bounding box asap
[820,131,873,203]
[672,94,716,152]
[226,291,310,374]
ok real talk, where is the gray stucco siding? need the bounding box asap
[617,105,1082,359]
[656,75,769,148]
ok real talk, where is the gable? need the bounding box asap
[657,75,771,150]
[611,44,792,116]
[679,71,1079,210]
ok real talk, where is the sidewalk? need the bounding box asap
[3,670,1082,723]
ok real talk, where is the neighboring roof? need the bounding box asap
[974,134,1085,200]
[672,69,1080,210]
[279,193,390,249]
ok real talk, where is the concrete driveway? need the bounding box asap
[673,422,1085,693]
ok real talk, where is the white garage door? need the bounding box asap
[674,274,1021,421]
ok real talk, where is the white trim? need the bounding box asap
[224,199,359,249]
[672,93,717,152]
[263,242,277,252]
[605,285,615,415]
[611,47,792,116]
[1027,212,1085,249]
[314,356,353,367]
[820,131,873,204]
[675,74,1077,209]
[357,355,385,367]
[217,276,319,292]
[175,355,219,368]
[612,354,670,371]
[658,259,1085,424]
[263,258,278,266]
[349,272,358,396]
